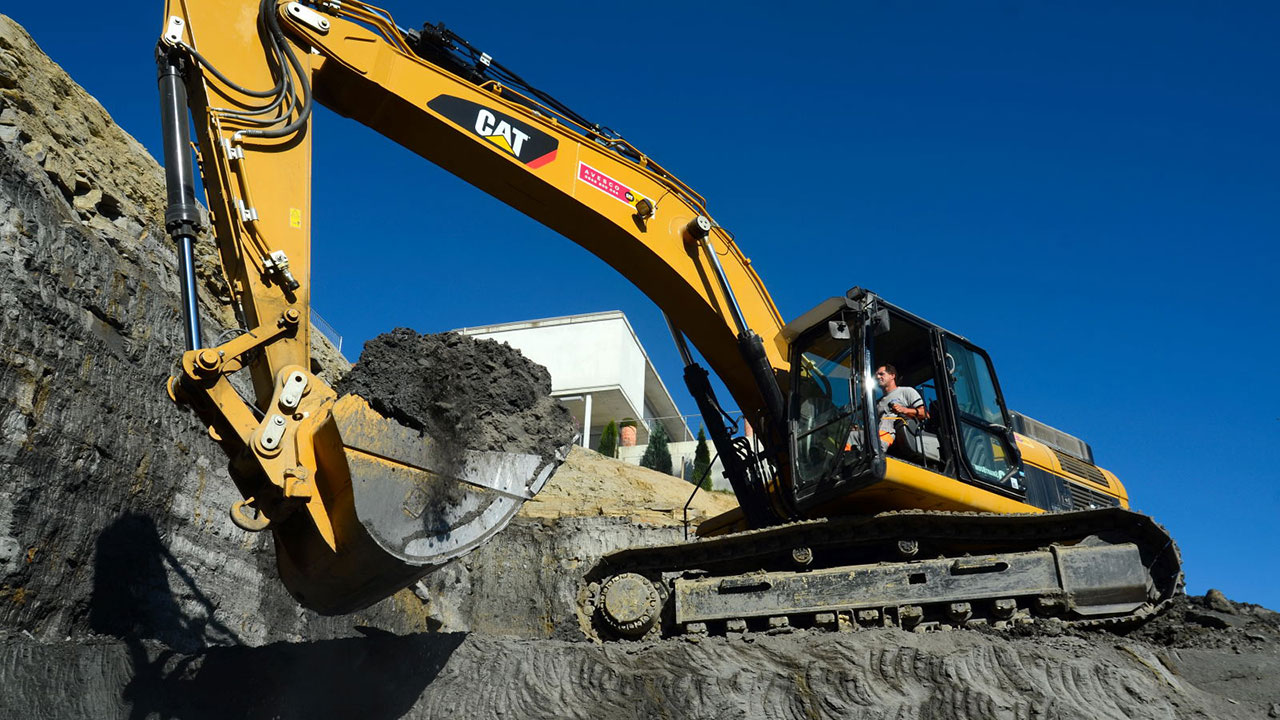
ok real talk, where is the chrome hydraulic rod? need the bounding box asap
[157,47,204,351]
[689,217,749,337]
[663,312,696,367]
[686,217,786,432]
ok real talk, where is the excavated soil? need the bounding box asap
[336,328,576,469]
[1,13,1278,720]
[334,328,576,533]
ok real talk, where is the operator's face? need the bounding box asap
[874,367,895,390]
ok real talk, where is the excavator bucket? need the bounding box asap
[271,394,566,614]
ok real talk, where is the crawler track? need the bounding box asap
[577,508,1182,641]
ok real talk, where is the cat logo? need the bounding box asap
[474,109,528,156]
[427,95,558,168]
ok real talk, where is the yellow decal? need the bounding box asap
[289,208,303,229]
[483,133,515,155]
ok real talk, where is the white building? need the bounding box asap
[457,311,731,489]
[456,311,694,449]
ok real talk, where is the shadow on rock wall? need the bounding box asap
[126,629,465,719]
[90,513,463,719]
[90,513,240,652]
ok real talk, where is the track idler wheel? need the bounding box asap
[597,573,662,639]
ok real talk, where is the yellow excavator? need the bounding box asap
[157,0,1180,633]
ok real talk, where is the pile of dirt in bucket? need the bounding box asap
[336,328,576,468]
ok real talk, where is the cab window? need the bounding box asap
[791,316,863,490]
[868,309,944,469]
[947,340,1003,424]
[944,338,1018,486]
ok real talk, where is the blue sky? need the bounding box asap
[8,2,1278,609]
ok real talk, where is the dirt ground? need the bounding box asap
[521,445,740,526]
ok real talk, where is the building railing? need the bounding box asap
[310,309,344,355]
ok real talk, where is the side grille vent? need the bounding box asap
[1010,411,1094,464]
[1052,449,1108,487]
[1066,481,1120,511]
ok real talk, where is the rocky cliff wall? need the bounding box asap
[0,14,398,651]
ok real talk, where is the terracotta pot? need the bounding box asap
[620,425,637,447]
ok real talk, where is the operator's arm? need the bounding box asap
[888,402,927,421]
[887,388,927,420]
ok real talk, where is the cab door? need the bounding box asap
[939,335,1025,493]
[788,311,879,508]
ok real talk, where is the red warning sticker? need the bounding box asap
[578,162,648,209]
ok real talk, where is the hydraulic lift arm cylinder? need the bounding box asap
[157,48,204,352]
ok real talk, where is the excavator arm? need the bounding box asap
[157,0,796,612]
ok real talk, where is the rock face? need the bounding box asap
[0,13,1278,720]
[0,13,396,651]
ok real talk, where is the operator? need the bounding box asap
[875,364,926,450]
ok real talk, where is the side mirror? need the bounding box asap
[872,308,891,336]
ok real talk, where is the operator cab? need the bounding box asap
[784,288,1025,514]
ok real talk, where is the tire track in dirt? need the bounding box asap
[407,632,1198,720]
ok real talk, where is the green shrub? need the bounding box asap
[597,420,619,458]
[639,422,673,475]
